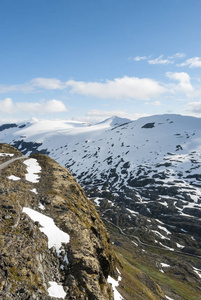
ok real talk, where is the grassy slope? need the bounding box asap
[105,222,201,300]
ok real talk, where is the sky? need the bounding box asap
[1,0,201,124]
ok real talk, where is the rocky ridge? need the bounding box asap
[0,143,117,300]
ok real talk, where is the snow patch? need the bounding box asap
[165,296,175,300]
[30,188,38,194]
[94,197,102,206]
[23,158,41,183]
[39,203,45,210]
[47,281,66,299]
[108,275,123,300]
[193,267,201,278]
[8,175,21,181]
[158,225,171,235]
[176,243,185,249]
[126,208,139,215]
[152,230,170,240]
[22,207,70,255]
[161,263,170,268]
[0,153,14,157]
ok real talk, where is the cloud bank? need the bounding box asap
[166,72,194,95]
[132,53,201,69]
[178,57,201,68]
[66,76,165,100]
[0,98,67,114]
[0,76,166,101]
[148,55,173,65]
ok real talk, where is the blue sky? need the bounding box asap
[1,0,201,123]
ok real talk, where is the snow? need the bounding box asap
[159,263,170,273]
[2,114,201,223]
[165,296,174,300]
[161,263,170,268]
[151,230,170,240]
[108,275,123,300]
[158,242,174,251]
[126,208,139,215]
[93,197,102,206]
[0,153,14,157]
[30,188,38,194]
[193,267,201,278]
[22,207,70,254]
[23,158,41,183]
[39,203,45,210]
[157,225,171,235]
[176,243,185,249]
[47,281,66,299]
[8,175,21,181]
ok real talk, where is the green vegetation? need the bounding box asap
[105,221,201,300]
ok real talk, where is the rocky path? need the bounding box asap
[0,156,29,170]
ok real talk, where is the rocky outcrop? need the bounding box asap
[0,144,116,299]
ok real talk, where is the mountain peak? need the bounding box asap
[96,116,131,127]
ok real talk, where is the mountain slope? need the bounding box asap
[1,114,201,299]
[0,144,117,299]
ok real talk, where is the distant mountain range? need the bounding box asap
[1,114,201,299]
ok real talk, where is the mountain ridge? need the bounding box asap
[0,144,117,299]
[1,114,201,299]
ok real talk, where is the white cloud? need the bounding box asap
[166,72,194,95]
[148,55,173,65]
[178,57,201,68]
[168,53,186,59]
[0,98,14,113]
[185,101,201,117]
[0,76,165,101]
[45,99,67,113]
[134,56,148,61]
[66,76,165,100]
[151,101,161,106]
[31,78,66,90]
[0,98,67,114]
[132,53,186,63]
[0,83,34,94]
[0,78,66,94]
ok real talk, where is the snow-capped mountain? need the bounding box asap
[1,114,201,299]
[1,114,201,253]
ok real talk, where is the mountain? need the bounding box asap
[0,143,167,300]
[0,144,117,299]
[1,114,201,299]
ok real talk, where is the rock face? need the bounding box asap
[0,144,116,300]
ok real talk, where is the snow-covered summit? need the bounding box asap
[95,116,131,128]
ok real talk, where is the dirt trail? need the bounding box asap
[0,156,29,170]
